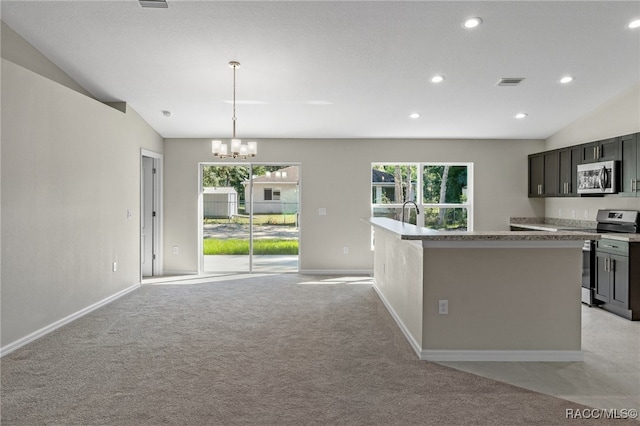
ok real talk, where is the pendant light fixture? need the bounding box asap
[212,61,257,159]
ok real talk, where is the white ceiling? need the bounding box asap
[2,1,639,140]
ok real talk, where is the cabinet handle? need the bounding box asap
[610,258,615,272]
[605,257,610,272]
[633,179,638,192]
[601,244,618,249]
[597,146,601,159]
[593,146,597,159]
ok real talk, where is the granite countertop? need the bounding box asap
[510,219,640,243]
[365,217,599,241]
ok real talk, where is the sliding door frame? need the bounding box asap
[198,162,301,274]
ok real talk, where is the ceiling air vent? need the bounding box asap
[497,78,525,87]
[139,0,168,8]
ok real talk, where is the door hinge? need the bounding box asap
[153,168,157,174]
[152,211,156,217]
[153,254,156,260]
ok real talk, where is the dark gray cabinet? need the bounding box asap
[581,137,620,163]
[620,133,639,197]
[528,151,557,197]
[527,132,640,198]
[528,153,544,197]
[595,239,639,321]
[528,147,580,197]
[558,146,582,196]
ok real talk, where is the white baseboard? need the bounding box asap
[372,283,423,359]
[422,350,584,362]
[0,283,141,358]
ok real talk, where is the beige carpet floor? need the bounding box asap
[1,274,631,425]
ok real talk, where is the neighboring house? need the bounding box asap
[372,169,395,203]
[203,187,238,219]
[244,166,299,214]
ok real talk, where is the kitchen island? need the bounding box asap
[366,217,599,362]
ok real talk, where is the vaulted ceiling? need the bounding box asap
[2,1,639,140]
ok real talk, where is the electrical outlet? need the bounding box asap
[343,246,349,254]
[112,262,117,272]
[571,209,576,218]
[584,210,589,219]
[172,246,179,255]
[438,299,448,315]
[318,208,327,216]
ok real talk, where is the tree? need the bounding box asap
[437,166,450,225]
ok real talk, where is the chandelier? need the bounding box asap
[212,61,257,159]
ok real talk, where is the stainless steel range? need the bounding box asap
[581,210,639,306]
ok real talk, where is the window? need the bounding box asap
[371,163,473,231]
[264,188,281,201]
[422,164,470,231]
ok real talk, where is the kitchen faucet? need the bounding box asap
[401,200,420,223]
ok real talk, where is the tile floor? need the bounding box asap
[438,304,640,411]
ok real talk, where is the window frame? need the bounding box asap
[371,162,474,232]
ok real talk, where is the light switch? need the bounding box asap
[318,208,327,216]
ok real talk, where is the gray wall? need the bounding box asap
[163,137,545,274]
[1,21,94,98]
[1,57,162,348]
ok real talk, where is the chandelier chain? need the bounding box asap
[231,61,239,139]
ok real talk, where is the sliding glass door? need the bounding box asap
[201,163,300,273]
[202,164,251,272]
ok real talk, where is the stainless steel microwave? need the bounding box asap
[577,160,617,194]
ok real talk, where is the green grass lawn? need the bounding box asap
[203,238,298,255]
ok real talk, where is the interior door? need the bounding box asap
[141,156,155,276]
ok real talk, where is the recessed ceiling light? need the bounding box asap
[515,113,528,119]
[560,76,574,84]
[162,110,172,117]
[409,113,421,119]
[629,19,640,29]
[463,17,483,29]
[431,75,445,83]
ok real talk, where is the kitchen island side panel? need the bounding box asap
[373,230,423,351]
[422,247,582,351]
